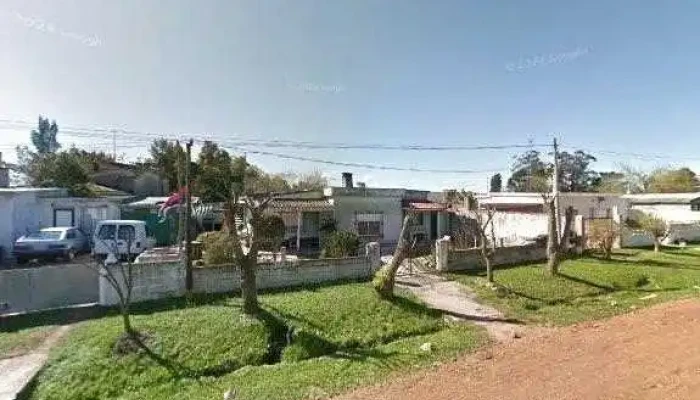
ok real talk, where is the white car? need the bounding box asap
[92,220,156,259]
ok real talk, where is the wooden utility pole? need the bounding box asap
[184,139,193,292]
[552,137,561,240]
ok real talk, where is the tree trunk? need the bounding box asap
[121,304,134,336]
[545,200,558,274]
[482,245,493,282]
[654,239,660,253]
[374,215,412,298]
[240,256,259,314]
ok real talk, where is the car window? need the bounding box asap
[118,225,136,242]
[98,225,116,240]
[27,231,63,240]
[66,230,76,239]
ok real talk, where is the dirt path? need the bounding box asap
[334,299,700,400]
[0,325,72,400]
[395,264,523,342]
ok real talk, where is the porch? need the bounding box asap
[268,199,335,256]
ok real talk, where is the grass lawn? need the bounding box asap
[450,247,700,326]
[25,283,485,400]
[0,326,56,359]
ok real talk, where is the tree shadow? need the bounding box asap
[439,309,524,325]
[557,273,616,292]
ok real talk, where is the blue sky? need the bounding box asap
[2,0,700,191]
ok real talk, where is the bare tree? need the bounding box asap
[587,220,618,259]
[473,207,497,282]
[544,195,574,275]
[636,212,667,253]
[373,214,413,298]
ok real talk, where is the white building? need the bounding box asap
[0,187,125,261]
[623,193,700,244]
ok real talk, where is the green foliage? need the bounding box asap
[507,149,599,192]
[322,230,360,258]
[507,150,552,192]
[449,248,700,325]
[636,212,667,238]
[26,283,485,400]
[256,214,286,251]
[31,116,60,155]
[489,173,502,192]
[289,170,328,192]
[587,220,618,258]
[196,141,233,203]
[647,167,699,193]
[198,231,237,265]
[149,139,186,193]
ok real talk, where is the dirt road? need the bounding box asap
[335,299,700,400]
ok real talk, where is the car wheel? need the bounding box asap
[16,257,28,265]
[65,249,76,261]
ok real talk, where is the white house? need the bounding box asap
[0,187,126,261]
[623,193,700,244]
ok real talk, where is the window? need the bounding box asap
[54,209,74,227]
[118,225,136,242]
[98,225,116,240]
[356,212,383,238]
[66,230,76,239]
[605,208,612,218]
[692,203,700,212]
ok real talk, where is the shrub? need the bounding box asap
[322,230,360,258]
[587,220,618,259]
[198,231,237,266]
[256,215,286,252]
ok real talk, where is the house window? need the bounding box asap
[692,203,700,212]
[356,212,383,238]
[605,208,612,218]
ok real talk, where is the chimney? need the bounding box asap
[342,172,353,189]
[0,152,8,188]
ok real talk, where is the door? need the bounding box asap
[54,209,75,227]
[117,225,136,254]
[430,212,438,240]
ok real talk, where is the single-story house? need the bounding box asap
[622,193,700,244]
[263,173,453,254]
[0,187,128,261]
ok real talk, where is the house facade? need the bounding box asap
[0,187,125,261]
[623,193,700,243]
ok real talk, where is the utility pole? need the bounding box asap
[111,129,117,160]
[552,137,561,240]
[176,141,185,248]
[184,139,194,292]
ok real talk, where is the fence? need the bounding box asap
[99,242,382,306]
[0,263,99,315]
[435,239,547,272]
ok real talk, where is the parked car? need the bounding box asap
[92,220,156,259]
[13,227,90,264]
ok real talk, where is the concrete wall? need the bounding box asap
[333,195,403,250]
[42,198,121,234]
[0,263,99,314]
[489,212,549,245]
[101,242,382,306]
[630,204,700,224]
[437,243,547,272]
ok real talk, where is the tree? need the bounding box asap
[489,173,502,192]
[290,170,329,191]
[594,171,627,193]
[636,212,667,253]
[647,167,698,193]
[149,139,186,192]
[373,214,413,298]
[587,220,618,259]
[222,157,292,314]
[322,231,360,258]
[557,150,599,192]
[31,116,60,155]
[474,207,496,282]
[544,195,574,275]
[507,150,551,192]
[196,141,233,203]
[507,149,600,192]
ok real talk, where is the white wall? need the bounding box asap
[631,204,700,224]
[490,212,549,245]
[41,198,121,234]
[332,195,403,248]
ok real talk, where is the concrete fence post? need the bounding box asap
[612,205,622,249]
[278,246,287,265]
[365,242,381,271]
[574,215,585,254]
[435,238,450,271]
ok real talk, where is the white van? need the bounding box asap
[92,220,156,258]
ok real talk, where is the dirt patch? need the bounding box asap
[333,299,700,400]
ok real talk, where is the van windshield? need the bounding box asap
[98,225,116,240]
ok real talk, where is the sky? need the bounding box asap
[2,0,700,191]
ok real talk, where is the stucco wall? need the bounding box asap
[442,243,547,272]
[0,263,99,314]
[42,198,121,234]
[99,261,185,306]
[332,195,403,249]
[631,204,700,224]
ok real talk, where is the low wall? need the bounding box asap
[438,242,547,272]
[101,242,382,306]
[0,264,99,314]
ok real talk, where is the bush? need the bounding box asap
[256,215,286,252]
[198,231,237,266]
[322,230,360,258]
